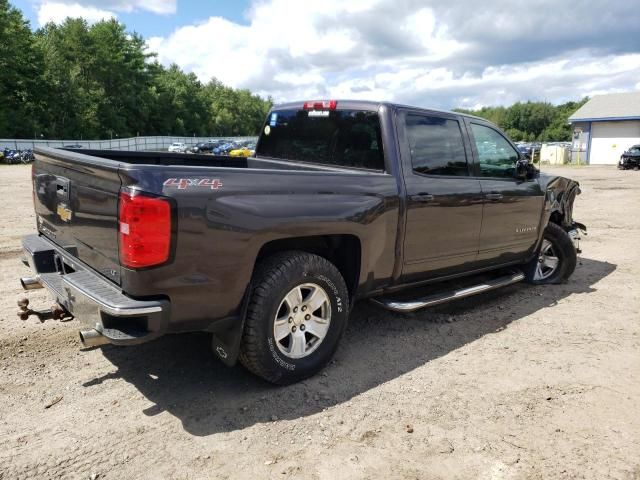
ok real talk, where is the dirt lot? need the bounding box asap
[0,164,638,480]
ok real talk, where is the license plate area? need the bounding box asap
[63,281,103,330]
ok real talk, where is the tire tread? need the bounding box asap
[238,251,348,384]
[525,222,577,284]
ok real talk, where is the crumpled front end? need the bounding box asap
[538,173,587,252]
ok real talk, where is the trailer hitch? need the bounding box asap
[17,298,73,323]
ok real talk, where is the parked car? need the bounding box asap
[2,148,24,164]
[19,149,35,163]
[19,99,585,385]
[516,143,541,163]
[517,144,532,158]
[192,140,225,154]
[229,143,256,157]
[618,145,640,170]
[168,142,187,153]
[213,141,238,155]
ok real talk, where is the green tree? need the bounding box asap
[455,97,589,142]
[0,0,44,137]
[27,13,271,140]
[147,63,209,136]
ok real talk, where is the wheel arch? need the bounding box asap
[210,234,361,368]
[256,234,362,302]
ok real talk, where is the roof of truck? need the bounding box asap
[271,100,487,122]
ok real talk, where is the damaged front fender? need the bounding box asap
[538,173,586,233]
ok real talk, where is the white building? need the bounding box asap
[569,91,640,165]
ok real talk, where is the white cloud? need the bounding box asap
[149,1,464,96]
[36,0,176,26]
[147,0,640,108]
[105,0,175,15]
[37,2,116,26]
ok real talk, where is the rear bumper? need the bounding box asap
[21,234,170,346]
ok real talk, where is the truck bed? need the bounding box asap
[57,148,365,173]
[31,146,399,334]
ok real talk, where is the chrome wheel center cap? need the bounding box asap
[292,310,305,326]
[273,283,332,359]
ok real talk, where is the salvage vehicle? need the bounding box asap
[167,142,187,153]
[192,140,224,154]
[229,144,256,157]
[619,145,640,170]
[18,100,586,384]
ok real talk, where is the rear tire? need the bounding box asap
[524,222,576,285]
[239,251,349,385]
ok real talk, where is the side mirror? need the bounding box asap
[514,158,528,180]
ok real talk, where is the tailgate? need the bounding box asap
[32,148,122,285]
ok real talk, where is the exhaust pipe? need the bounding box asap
[21,276,43,290]
[79,329,110,348]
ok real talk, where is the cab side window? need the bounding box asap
[470,123,519,178]
[405,114,469,176]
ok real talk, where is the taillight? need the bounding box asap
[118,191,172,268]
[303,100,337,110]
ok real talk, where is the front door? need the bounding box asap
[466,121,545,264]
[399,111,484,283]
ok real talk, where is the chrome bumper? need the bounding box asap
[21,234,169,346]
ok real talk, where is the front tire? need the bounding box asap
[524,222,577,284]
[239,251,349,385]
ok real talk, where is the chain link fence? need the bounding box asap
[0,136,258,152]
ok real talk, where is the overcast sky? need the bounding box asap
[14,0,640,109]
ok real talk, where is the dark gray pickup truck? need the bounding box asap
[19,100,585,384]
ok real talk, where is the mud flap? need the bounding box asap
[211,324,244,367]
[210,284,252,367]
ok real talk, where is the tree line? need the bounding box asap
[0,0,272,140]
[454,98,588,142]
[2,0,587,142]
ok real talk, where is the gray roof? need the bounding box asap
[569,91,640,122]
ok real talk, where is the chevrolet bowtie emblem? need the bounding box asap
[56,203,72,222]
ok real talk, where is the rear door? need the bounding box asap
[33,149,122,284]
[465,121,544,264]
[397,110,484,283]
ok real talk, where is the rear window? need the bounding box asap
[256,109,385,171]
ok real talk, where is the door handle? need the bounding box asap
[485,193,503,201]
[410,194,435,203]
[55,177,70,202]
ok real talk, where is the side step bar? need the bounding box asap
[371,270,525,313]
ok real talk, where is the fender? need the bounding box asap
[530,174,587,259]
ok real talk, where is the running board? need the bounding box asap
[371,270,525,313]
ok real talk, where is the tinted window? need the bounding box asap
[470,123,519,178]
[256,109,384,170]
[405,114,468,176]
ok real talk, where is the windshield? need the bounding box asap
[256,108,385,171]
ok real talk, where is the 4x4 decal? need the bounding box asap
[163,178,223,190]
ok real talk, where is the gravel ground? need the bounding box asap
[0,164,638,480]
